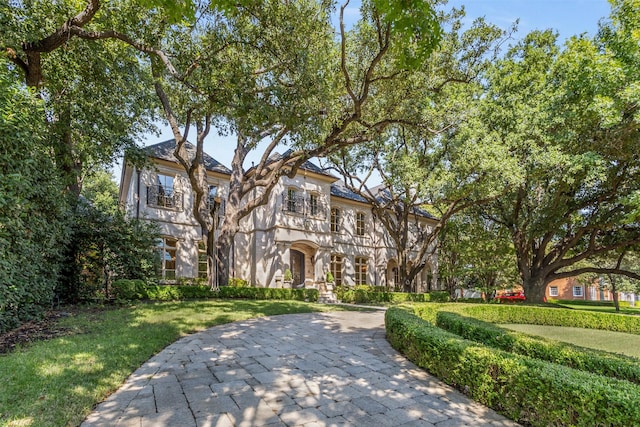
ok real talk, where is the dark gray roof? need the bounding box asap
[266,150,337,178]
[330,180,368,203]
[331,181,436,219]
[143,139,231,175]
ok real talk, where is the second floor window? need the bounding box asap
[206,185,218,211]
[148,174,182,209]
[309,193,319,216]
[356,212,366,236]
[287,188,298,213]
[330,208,341,233]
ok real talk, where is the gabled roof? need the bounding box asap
[143,139,231,175]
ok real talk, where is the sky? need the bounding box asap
[116,0,613,181]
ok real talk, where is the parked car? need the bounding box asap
[495,291,526,302]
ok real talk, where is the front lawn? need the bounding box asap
[0,300,355,427]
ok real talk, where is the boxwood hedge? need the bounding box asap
[435,310,640,384]
[111,280,319,302]
[456,304,640,335]
[334,285,449,304]
[385,307,640,427]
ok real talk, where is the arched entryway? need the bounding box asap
[290,241,318,287]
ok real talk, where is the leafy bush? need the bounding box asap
[218,287,319,302]
[334,285,449,304]
[457,304,640,335]
[385,307,640,427]
[228,278,249,287]
[111,280,319,302]
[435,310,640,384]
[0,69,68,334]
[550,299,632,308]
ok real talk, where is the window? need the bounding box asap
[330,254,343,286]
[148,174,182,209]
[330,208,341,233]
[198,241,208,278]
[356,212,365,236]
[549,286,558,297]
[355,257,367,285]
[206,185,218,211]
[285,187,301,213]
[157,237,177,280]
[573,286,583,297]
[309,193,319,216]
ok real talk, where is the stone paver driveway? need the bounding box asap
[82,310,519,427]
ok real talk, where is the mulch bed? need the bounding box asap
[0,310,77,354]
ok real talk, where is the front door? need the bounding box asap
[290,250,305,286]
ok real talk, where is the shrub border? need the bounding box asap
[435,310,640,384]
[385,307,640,427]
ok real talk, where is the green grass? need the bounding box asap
[0,300,360,427]
[500,323,640,359]
[555,302,640,316]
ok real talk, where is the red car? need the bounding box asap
[495,291,526,302]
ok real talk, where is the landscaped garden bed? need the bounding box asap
[386,304,640,426]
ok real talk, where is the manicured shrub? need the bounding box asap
[457,304,640,335]
[435,310,640,384]
[218,286,318,302]
[385,307,640,427]
[334,285,449,304]
[111,280,319,302]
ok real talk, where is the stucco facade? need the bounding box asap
[119,140,439,291]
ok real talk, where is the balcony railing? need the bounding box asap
[147,185,183,210]
[281,194,326,219]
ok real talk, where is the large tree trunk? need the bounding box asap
[522,275,547,303]
[609,274,620,312]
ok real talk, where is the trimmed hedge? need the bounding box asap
[550,299,632,308]
[111,280,319,302]
[218,286,319,302]
[435,310,640,384]
[335,285,449,304]
[456,304,640,335]
[385,307,640,427]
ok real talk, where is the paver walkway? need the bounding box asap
[82,311,519,427]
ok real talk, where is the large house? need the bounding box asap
[119,140,439,290]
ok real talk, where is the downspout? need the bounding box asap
[136,169,141,219]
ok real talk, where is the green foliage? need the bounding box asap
[228,277,249,287]
[367,0,442,68]
[334,285,449,304]
[111,280,319,302]
[283,269,293,281]
[385,307,640,426]
[218,287,319,302]
[455,304,640,335]
[0,63,68,334]
[435,311,640,384]
[61,199,159,302]
[326,271,334,283]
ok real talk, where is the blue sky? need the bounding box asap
[122,0,613,179]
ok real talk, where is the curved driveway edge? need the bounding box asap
[82,311,519,427]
